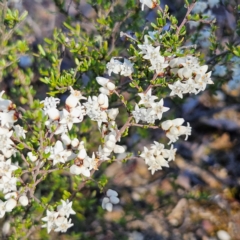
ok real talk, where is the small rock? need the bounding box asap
[216,230,231,240]
[167,198,188,227]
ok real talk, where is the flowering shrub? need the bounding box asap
[0,0,240,238]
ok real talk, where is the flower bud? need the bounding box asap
[19,195,28,206]
[61,134,71,146]
[106,82,115,91]
[65,94,79,109]
[71,138,79,148]
[99,87,110,95]
[98,94,109,109]
[97,94,105,105]
[47,108,60,120]
[96,77,109,86]
[27,152,38,162]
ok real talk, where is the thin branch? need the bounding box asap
[116,116,133,141]
[176,2,196,36]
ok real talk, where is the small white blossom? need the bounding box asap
[106,58,122,75]
[54,217,73,233]
[18,195,29,206]
[57,199,76,218]
[120,58,134,77]
[0,176,17,194]
[13,125,27,139]
[138,89,158,107]
[0,91,13,112]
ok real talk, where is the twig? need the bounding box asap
[176,2,196,36]
[128,123,159,129]
[116,116,133,141]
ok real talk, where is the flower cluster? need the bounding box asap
[140,142,177,175]
[106,58,134,77]
[138,43,169,76]
[132,89,169,124]
[168,56,213,97]
[0,91,29,218]
[41,87,86,135]
[161,118,191,144]
[102,189,120,212]
[42,199,75,233]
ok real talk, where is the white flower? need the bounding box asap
[106,58,122,76]
[83,96,108,128]
[102,189,120,212]
[0,91,13,112]
[57,199,76,218]
[41,97,60,114]
[168,81,185,98]
[140,147,155,165]
[138,89,158,107]
[149,56,169,75]
[140,0,157,11]
[0,127,14,154]
[60,109,82,130]
[0,110,17,128]
[48,141,71,165]
[0,159,18,177]
[42,210,59,233]
[149,99,169,120]
[96,146,111,161]
[13,125,27,139]
[140,142,177,174]
[70,150,92,177]
[0,176,17,194]
[120,58,134,77]
[54,216,73,232]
